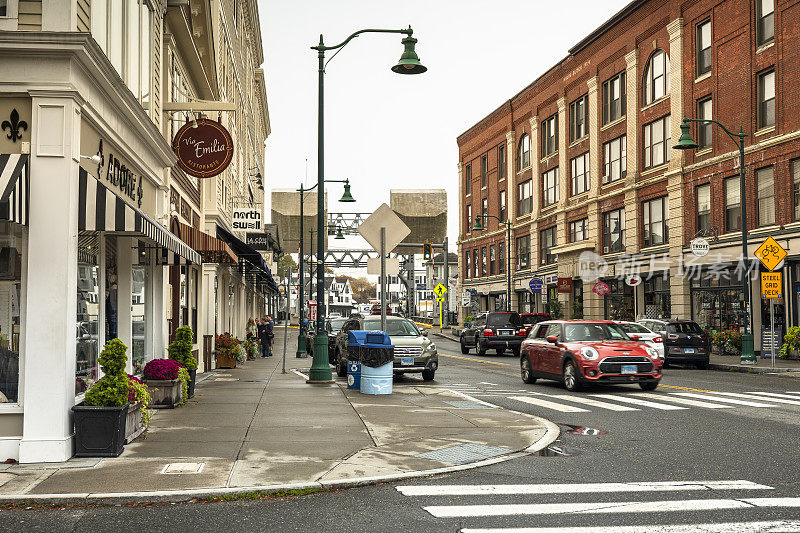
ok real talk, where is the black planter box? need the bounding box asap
[187,369,196,399]
[72,403,128,458]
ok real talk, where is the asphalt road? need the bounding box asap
[4,331,800,532]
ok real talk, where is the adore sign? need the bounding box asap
[172,118,233,178]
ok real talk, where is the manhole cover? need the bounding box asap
[160,462,205,474]
[416,443,513,464]
[443,400,493,409]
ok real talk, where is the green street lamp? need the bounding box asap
[673,117,756,365]
[472,215,512,312]
[308,26,426,383]
[295,179,354,358]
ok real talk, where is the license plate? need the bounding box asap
[621,365,637,374]
[400,357,414,366]
[498,330,513,336]
[684,348,696,354]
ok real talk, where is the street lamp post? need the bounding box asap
[674,118,756,364]
[307,26,426,383]
[472,215,512,312]
[296,180,354,358]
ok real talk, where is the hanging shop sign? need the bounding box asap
[557,277,573,293]
[529,278,544,294]
[625,274,642,287]
[172,118,233,178]
[94,139,144,207]
[232,208,263,231]
[592,281,610,296]
[690,237,710,257]
[246,232,270,250]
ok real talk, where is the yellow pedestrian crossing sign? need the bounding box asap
[754,236,787,271]
[433,283,447,297]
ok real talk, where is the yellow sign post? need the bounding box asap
[436,296,445,328]
[761,272,782,299]
[754,236,787,271]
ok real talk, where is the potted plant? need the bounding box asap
[724,330,742,355]
[709,330,724,354]
[143,358,183,408]
[215,333,239,369]
[779,326,800,359]
[125,375,151,443]
[72,339,130,457]
[168,326,198,398]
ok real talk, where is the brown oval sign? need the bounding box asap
[172,118,233,178]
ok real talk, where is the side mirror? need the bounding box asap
[422,330,428,337]
[629,335,640,341]
[546,335,559,344]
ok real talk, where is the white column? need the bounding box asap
[20,94,82,463]
[152,264,165,359]
[117,237,134,374]
[624,49,640,254]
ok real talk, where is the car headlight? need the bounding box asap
[580,346,599,360]
[645,347,660,359]
[426,343,437,352]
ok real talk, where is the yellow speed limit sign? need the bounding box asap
[761,272,782,299]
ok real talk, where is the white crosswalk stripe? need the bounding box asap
[671,392,775,407]
[746,391,800,400]
[627,392,733,409]
[706,391,800,406]
[460,521,800,533]
[508,396,590,413]
[591,394,688,410]
[545,394,639,411]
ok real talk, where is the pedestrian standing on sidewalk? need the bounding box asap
[258,317,270,358]
[266,315,275,355]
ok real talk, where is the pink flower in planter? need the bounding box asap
[142,359,182,381]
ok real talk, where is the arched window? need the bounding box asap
[517,134,530,170]
[642,49,671,105]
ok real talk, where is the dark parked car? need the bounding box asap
[662,320,710,368]
[520,313,551,335]
[326,317,347,364]
[460,311,526,356]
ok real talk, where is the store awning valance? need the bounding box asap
[0,154,29,226]
[177,221,238,264]
[216,224,278,293]
[78,168,201,265]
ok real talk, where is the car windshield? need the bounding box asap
[363,319,420,336]
[620,323,652,334]
[563,323,630,342]
[328,319,347,332]
[487,313,522,327]
[667,322,704,334]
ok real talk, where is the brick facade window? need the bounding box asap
[481,154,488,187]
[758,69,775,129]
[473,249,479,278]
[603,208,625,254]
[569,218,588,242]
[499,190,506,221]
[697,98,712,149]
[517,180,532,215]
[643,49,671,105]
[489,244,496,275]
[498,242,505,274]
[697,20,712,76]
[643,115,671,169]
[793,160,800,221]
[464,251,470,279]
[517,134,530,170]
[569,94,588,142]
[481,247,487,277]
[481,197,488,222]
[602,71,626,124]
[542,114,558,157]
[696,184,711,233]
[603,135,627,182]
[516,235,530,269]
[543,167,559,207]
[466,203,472,233]
[498,144,506,180]
[540,227,556,265]
[642,196,669,247]
[725,177,741,232]
[465,163,472,193]
[757,0,775,47]
[570,152,590,196]
[756,166,775,226]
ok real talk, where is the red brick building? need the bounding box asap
[458,0,797,353]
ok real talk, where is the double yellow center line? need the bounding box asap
[438,353,512,366]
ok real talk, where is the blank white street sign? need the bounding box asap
[358,203,411,253]
[367,257,399,276]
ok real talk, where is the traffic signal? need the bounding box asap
[423,242,432,260]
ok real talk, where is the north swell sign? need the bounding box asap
[172,118,233,178]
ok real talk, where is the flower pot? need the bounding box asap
[790,349,800,360]
[216,351,236,369]
[711,343,722,355]
[187,369,197,399]
[125,402,145,444]
[145,379,182,408]
[72,402,128,457]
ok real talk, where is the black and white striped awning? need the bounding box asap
[0,154,29,226]
[78,168,201,265]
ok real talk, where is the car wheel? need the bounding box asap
[496,348,505,356]
[478,341,487,356]
[520,356,537,384]
[696,360,709,370]
[422,369,435,381]
[563,360,582,392]
[336,361,347,377]
[639,381,659,391]
[460,336,469,355]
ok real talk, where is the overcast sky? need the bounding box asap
[259,0,632,261]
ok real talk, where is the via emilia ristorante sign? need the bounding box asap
[172,118,234,178]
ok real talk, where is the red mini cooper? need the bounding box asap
[520,320,662,392]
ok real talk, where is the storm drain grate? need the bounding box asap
[415,443,514,464]
[160,462,205,474]
[443,400,493,409]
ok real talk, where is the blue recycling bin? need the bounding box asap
[347,361,361,390]
[359,331,394,395]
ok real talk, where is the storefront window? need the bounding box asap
[105,235,118,343]
[644,273,671,319]
[572,280,583,318]
[77,233,100,395]
[691,264,746,332]
[603,278,634,320]
[132,261,147,375]
[0,223,25,404]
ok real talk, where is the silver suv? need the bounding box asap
[334,315,439,381]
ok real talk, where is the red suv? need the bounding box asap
[520,320,662,391]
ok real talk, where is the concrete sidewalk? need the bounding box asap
[0,341,557,503]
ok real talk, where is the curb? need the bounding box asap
[709,362,800,374]
[0,416,561,505]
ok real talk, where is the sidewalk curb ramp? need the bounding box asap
[0,418,559,505]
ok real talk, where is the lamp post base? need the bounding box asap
[296,330,306,358]
[740,333,757,364]
[307,332,334,383]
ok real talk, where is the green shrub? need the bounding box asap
[177,367,190,406]
[85,339,129,407]
[168,326,197,371]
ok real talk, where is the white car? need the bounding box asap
[615,321,664,359]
